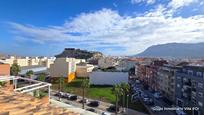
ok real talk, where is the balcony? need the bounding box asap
[184,81,191,86]
[192,87,196,92]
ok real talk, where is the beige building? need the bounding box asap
[76,63,94,78]
[0,56,55,68]
[0,56,16,66]
[28,57,40,66]
[39,57,55,68]
[13,57,30,67]
[50,58,85,82]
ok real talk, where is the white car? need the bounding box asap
[154,93,162,99]
[101,112,111,115]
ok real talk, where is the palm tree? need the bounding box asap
[38,73,46,82]
[26,70,33,84]
[81,78,90,109]
[35,73,46,98]
[120,82,130,112]
[112,84,121,115]
[26,70,34,79]
[10,63,20,76]
[58,76,65,100]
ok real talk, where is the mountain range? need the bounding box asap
[136,42,204,58]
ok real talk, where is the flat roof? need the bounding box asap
[0,89,79,114]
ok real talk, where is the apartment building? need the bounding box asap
[135,60,167,90]
[39,57,55,68]
[98,57,118,69]
[116,59,137,71]
[76,62,94,78]
[50,58,85,82]
[157,65,178,103]
[0,63,10,76]
[175,65,204,115]
[0,56,16,66]
[28,57,40,66]
[0,56,55,68]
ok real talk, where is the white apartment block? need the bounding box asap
[98,57,118,69]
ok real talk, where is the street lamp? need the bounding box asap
[126,94,129,114]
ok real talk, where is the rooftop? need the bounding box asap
[0,89,79,115]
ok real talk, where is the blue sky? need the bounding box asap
[0,0,204,56]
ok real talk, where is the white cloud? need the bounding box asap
[131,0,156,5]
[8,5,204,55]
[168,0,198,9]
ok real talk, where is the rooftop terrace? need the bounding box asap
[0,89,79,115]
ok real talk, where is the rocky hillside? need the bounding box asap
[55,48,103,59]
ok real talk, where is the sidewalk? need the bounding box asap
[50,99,98,115]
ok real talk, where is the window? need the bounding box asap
[177,84,180,88]
[198,83,203,89]
[188,70,193,75]
[192,99,197,105]
[196,72,202,77]
[198,92,203,98]
[198,102,203,107]
[177,76,181,80]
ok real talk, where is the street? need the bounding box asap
[130,80,176,115]
[50,90,113,115]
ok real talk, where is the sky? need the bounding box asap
[0,0,204,56]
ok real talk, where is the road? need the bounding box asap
[50,90,114,115]
[143,90,176,115]
[131,80,176,115]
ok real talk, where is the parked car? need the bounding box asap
[144,98,154,105]
[132,93,140,100]
[79,99,89,103]
[88,101,100,107]
[86,108,96,112]
[107,105,119,112]
[154,92,162,99]
[63,93,70,98]
[54,92,64,97]
[69,95,77,101]
[101,112,111,115]
[176,108,186,115]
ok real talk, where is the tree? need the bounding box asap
[26,70,34,78]
[81,78,90,109]
[120,82,130,112]
[35,73,46,98]
[112,84,121,115]
[38,73,46,82]
[58,76,65,100]
[10,63,20,76]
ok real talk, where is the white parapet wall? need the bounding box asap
[89,71,128,85]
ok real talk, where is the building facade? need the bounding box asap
[89,71,128,85]
[0,56,55,68]
[76,63,94,78]
[0,63,10,76]
[157,65,177,103]
[50,58,85,82]
[175,65,204,115]
[98,57,118,69]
